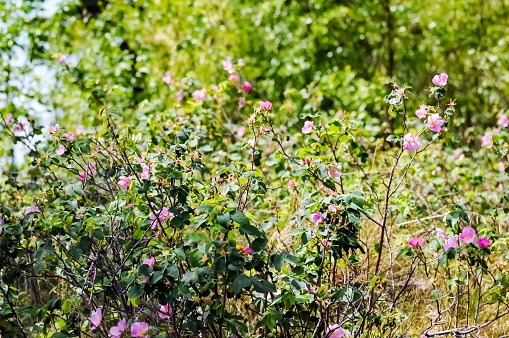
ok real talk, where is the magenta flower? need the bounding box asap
[288,179,296,187]
[222,57,234,74]
[408,237,425,248]
[162,71,172,84]
[25,204,40,215]
[49,124,61,134]
[459,227,476,244]
[415,104,429,119]
[321,239,329,247]
[325,324,346,338]
[245,247,253,255]
[158,304,173,320]
[242,81,252,94]
[56,144,66,156]
[481,132,493,147]
[403,133,419,151]
[85,162,96,174]
[310,212,324,225]
[140,164,150,179]
[63,132,74,141]
[236,126,246,138]
[432,73,448,87]
[301,121,314,134]
[3,113,13,125]
[75,124,84,135]
[131,321,149,337]
[89,308,102,330]
[427,113,445,132]
[78,171,87,181]
[143,256,156,267]
[177,90,185,101]
[118,176,133,190]
[229,74,239,83]
[259,101,272,111]
[193,89,207,101]
[444,237,459,250]
[150,207,174,229]
[498,114,509,128]
[328,166,342,179]
[109,318,126,338]
[477,237,490,248]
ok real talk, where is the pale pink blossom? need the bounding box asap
[497,114,509,128]
[63,133,74,141]
[305,284,317,294]
[408,237,425,248]
[3,114,13,125]
[229,74,239,83]
[310,212,324,225]
[78,172,87,181]
[56,144,66,156]
[389,98,400,105]
[477,237,490,248]
[140,164,150,179]
[427,113,445,132]
[498,162,505,172]
[444,237,459,250]
[109,318,126,338]
[259,101,272,111]
[193,89,207,101]
[14,121,26,133]
[325,324,346,338]
[158,304,172,320]
[288,179,296,187]
[328,166,342,179]
[150,207,174,229]
[459,227,476,244]
[143,256,156,267]
[89,308,102,330]
[75,124,84,135]
[321,239,329,247]
[453,148,462,159]
[434,228,448,240]
[432,73,448,87]
[118,176,133,190]
[50,124,61,134]
[236,126,246,138]
[85,162,96,174]
[177,90,185,101]
[301,121,313,134]
[481,132,493,147]
[238,97,246,108]
[328,205,339,213]
[25,204,40,215]
[243,81,252,94]
[56,55,67,64]
[415,104,429,119]
[211,85,220,92]
[131,321,149,337]
[222,57,234,74]
[162,71,172,84]
[403,133,419,151]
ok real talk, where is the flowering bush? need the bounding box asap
[1,50,509,338]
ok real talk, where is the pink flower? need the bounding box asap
[110,318,126,338]
[85,162,96,174]
[162,71,172,84]
[497,114,509,128]
[328,166,342,179]
[328,205,339,213]
[245,247,253,255]
[63,132,74,141]
[325,324,346,338]
[177,90,185,101]
[78,172,87,181]
[3,113,13,125]
[453,148,462,159]
[242,81,252,94]
[408,237,425,248]
[229,74,239,83]
[50,124,61,134]
[481,132,493,147]
[140,164,150,179]
[427,113,445,132]
[236,126,246,138]
[75,124,84,135]
[321,239,329,247]
[150,207,174,229]
[432,73,448,87]
[389,98,400,105]
[25,204,40,215]
[444,237,459,250]
[158,304,173,320]
[499,161,505,172]
[238,97,246,108]
[434,228,448,240]
[131,321,149,337]
[415,104,429,119]
[259,101,272,111]
[118,176,133,190]
[459,227,476,244]
[403,133,419,151]
[56,55,67,64]
[301,121,314,134]
[222,57,234,74]
[143,256,156,267]
[310,212,324,225]
[477,237,490,248]
[56,144,66,156]
[193,89,207,101]
[89,308,102,330]
[288,179,296,187]
[305,285,317,294]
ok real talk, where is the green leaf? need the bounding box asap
[128,284,144,299]
[251,277,277,293]
[217,213,231,226]
[231,210,250,227]
[232,274,252,294]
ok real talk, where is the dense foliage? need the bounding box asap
[1,0,509,337]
